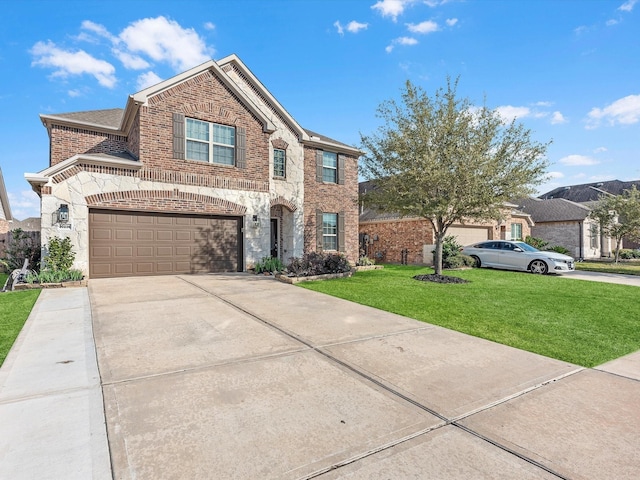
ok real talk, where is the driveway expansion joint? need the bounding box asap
[177,276,578,479]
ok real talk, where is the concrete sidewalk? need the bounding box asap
[560,269,640,286]
[2,275,639,479]
[0,288,111,480]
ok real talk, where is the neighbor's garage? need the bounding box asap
[447,226,490,246]
[89,209,243,278]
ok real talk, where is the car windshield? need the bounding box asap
[513,242,538,252]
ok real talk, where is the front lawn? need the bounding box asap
[299,265,640,367]
[576,260,640,276]
[0,274,41,367]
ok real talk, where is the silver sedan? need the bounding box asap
[461,240,575,274]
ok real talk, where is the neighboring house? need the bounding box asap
[359,181,533,265]
[538,179,640,252]
[539,179,640,202]
[10,217,41,232]
[0,167,12,234]
[517,197,607,260]
[25,55,360,278]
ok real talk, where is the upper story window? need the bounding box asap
[273,148,286,178]
[322,151,338,183]
[186,118,235,165]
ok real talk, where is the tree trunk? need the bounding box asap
[614,237,623,263]
[433,231,445,275]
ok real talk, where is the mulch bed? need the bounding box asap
[413,274,470,284]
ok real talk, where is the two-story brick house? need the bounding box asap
[26,54,359,278]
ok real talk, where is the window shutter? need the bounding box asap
[338,211,345,252]
[338,155,345,185]
[316,210,323,251]
[236,126,246,168]
[172,113,185,159]
[316,150,323,182]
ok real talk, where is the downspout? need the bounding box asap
[578,221,584,261]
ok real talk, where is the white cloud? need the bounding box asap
[606,18,619,26]
[113,50,150,69]
[334,21,344,35]
[347,21,369,33]
[204,22,215,30]
[68,89,82,97]
[372,0,416,22]
[136,71,163,90]
[385,45,395,53]
[406,20,439,34]
[496,105,531,122]
[7,190,40,220]
[550,111,567,124]
[534,101,553,107]
[587,94,640,128]
[81,20,118,43]
[593,146,608,154]
[559,154,599,166]
[119,16,212,72]
[397,36,418,45]
[446,18,458,27]
[30,40,117,88]
[618,0,637,12]
[547,171,565,179]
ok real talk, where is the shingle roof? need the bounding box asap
[517,197,591,222]
[303,129,354,149]
[538,179,640,203]
[10,217,41,231]
[46,108,124,129]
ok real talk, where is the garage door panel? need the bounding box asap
[156,230,173,241]
[137,230,154,241]
[136,246,153,257]
[448,227,490,246]
[114,247,133,257]
[89,210,242,278]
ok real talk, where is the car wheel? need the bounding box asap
[471,255,481,268]
[529,260,548,275]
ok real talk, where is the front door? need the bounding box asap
[270,218,278,258]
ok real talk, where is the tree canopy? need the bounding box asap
[360,79,550,274]
[589,185,640,263]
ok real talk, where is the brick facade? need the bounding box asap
[303,146,359,262]
[29,56,360,276]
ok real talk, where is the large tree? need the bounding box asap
[588,185,640,263]
[360,79,550,274]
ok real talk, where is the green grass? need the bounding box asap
[576,260,640,276]
[299,265,640,367]
[0,274,41,367]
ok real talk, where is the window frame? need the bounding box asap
[185,118,236,166]
[322,151,338,183]
[322,213,338,251]
[273,148,286,178]
[510,223,523,241]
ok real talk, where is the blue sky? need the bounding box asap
[1,0,639,220]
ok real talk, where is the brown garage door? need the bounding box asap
[89,209,243,278]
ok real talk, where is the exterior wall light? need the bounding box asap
[52,204,70,225]
[252,214,260,228]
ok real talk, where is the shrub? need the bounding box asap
[254,256,284,274]
[525,236,549,250]
[618,249,635,260]
[286,252,351,277]
[25,268,84,284]
[434,236,473,269]
[548,245,571,255]
[43,236,75,271]
[357,256,375,266]
[1,228,41,272]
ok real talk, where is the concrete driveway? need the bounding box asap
[86,274,640,479]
